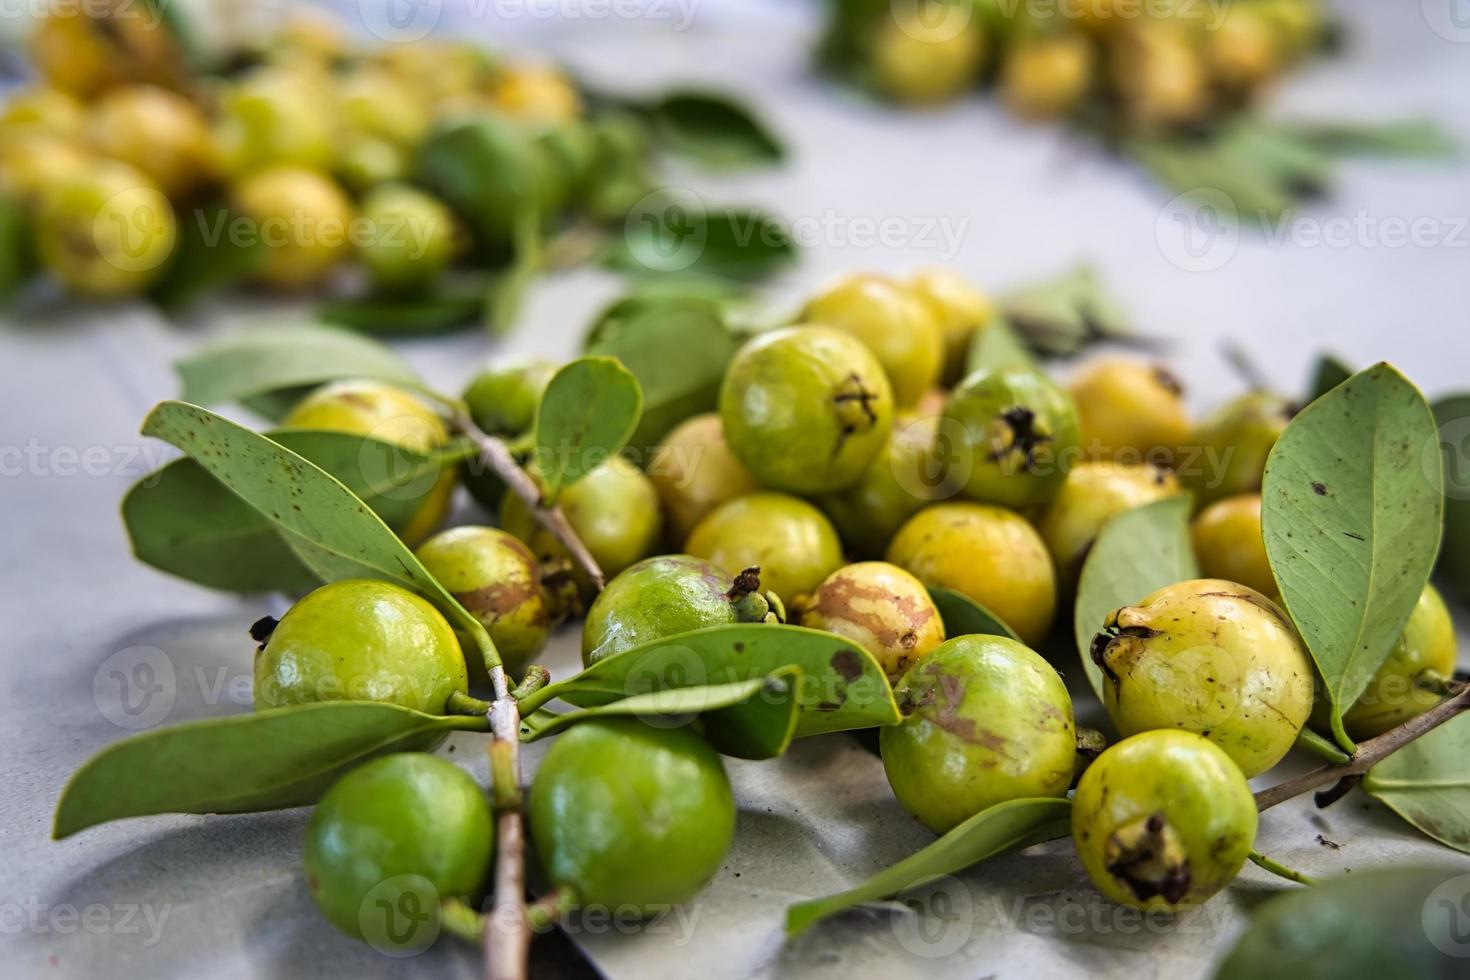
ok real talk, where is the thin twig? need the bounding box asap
[454,412,606,592]
[485,661,528,980]
[1248,850,1316,886]
[1255,685,1470,812]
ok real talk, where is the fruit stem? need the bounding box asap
[526,887,576,931]
[510,666,551,702]
[447,692,494,716]
[440,897,487,944]
[1248,850,1315,886]
[481,645,531,980]
[1255,683,1470,812]
[453,410,607,593]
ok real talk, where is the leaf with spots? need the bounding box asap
[519,668,802,760]
[53,702,489,838]
[929,587,1020,642]
[139,402,498,670]
[533,356,643,500]
[1074,495,1199,700]
[1262,364,1443,752]
[518,624,899,738]
[784,797,1073,935]
[1363,711,1470,853]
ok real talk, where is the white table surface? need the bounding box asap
[3,2,1469,978]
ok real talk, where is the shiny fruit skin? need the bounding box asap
[1191,494,1275,597]
[581,555,744,666]
[881,635,1076,834]
[1041,461,1181,582]
[231,166,355,289]
[720,326,894,495]
[283,379,454,546]
[907,268,995,386]
[1092,579,1313,777]
[648,414,760,543]
[528,719,735,915]
[305,754,493,945]
[1072,730,1256,910]
[804,272,944,408]
[463,359,559,437]
[415,526,552,682]
[1335,584,1457,739]
[254,579,467,712]
[945,365,1081,510]
[501,457,663,591]
[686,492,845,605]
[35,161,175,297]
[818,414,953,559]
[357,184,460,291]
[797,562,945,683]
[886,503,1057,647]
[1001,34,1095,120]
[1068,358,1191,466]
[1184,391,1294,507]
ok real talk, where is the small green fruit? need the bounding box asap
[720,326,894,495]
[357,184,460,291]
[1072,730,1256,910]
[253,579,467,713]
[944,365,1081,510]
[880,634,1076,834]
[528,719,735,915]
[1184,391,1294,507]
[305,754,493,948]
[796,561,945,683]
[582,555,766,666]
[415,526,552,682]
[1040,460,1180,583]
[818,414,953,559]
[1091,579,1314,777]
[686,492,845,605]
[463,358,559,437]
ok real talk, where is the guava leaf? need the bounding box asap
[1000,265,1133,358]
[1214,866,1470,980]
[1363,711,1470,853]
[139,403,494,667]
[318,291,484,337]
[150,203,264,312]
[784,797,1072,936]
[0,193,37,304]
[519,668,801,760]
[534,357,642,499]
[1306,353,1354,404]
[123,431,467,594]
[525,624,900,738]
[1262,364,1443,751]
[176,322,424,408]
[1432,395,1470,604]
[584,297,739,453]
[928,587,1020,642]
[53,703,488,838]
[647,90,785,169]
[606,201,796,282]
[1074,495,1199,700]
[965,317,1036,375]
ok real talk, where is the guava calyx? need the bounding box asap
[249,615,279,647]
[1104,813,1191,905]
[990,405,1052,471]
[1090,624,1160,683]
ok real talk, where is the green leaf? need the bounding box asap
[1214,866,1470,980]
[53,702,488,838]
[317,291,483,336]
[1290,119,1458,159]
[928,587,1020,642]
[140,403,491,661]
[418,115,544,251]
[1363,711,1470,853]
[484,203,543,337]
[1128,136,1295,222]
[584,295,739,453]
[0,193,36,304]
[534,357,642,498]
[647,90,784,169]
[965,317,1036,375]
[606,200,796,282]
[1074,496,1199,700]
[176,322,423,408]
[785,798,1072,936]
[1262,364,1444,750]
[150,204,264,312]
[1307,353,1354,403]
[123,431,463,594]
[520,668,801,760]
[524,624,900,738]
[1432,395,1470,604]
[1000,265,1132,357]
